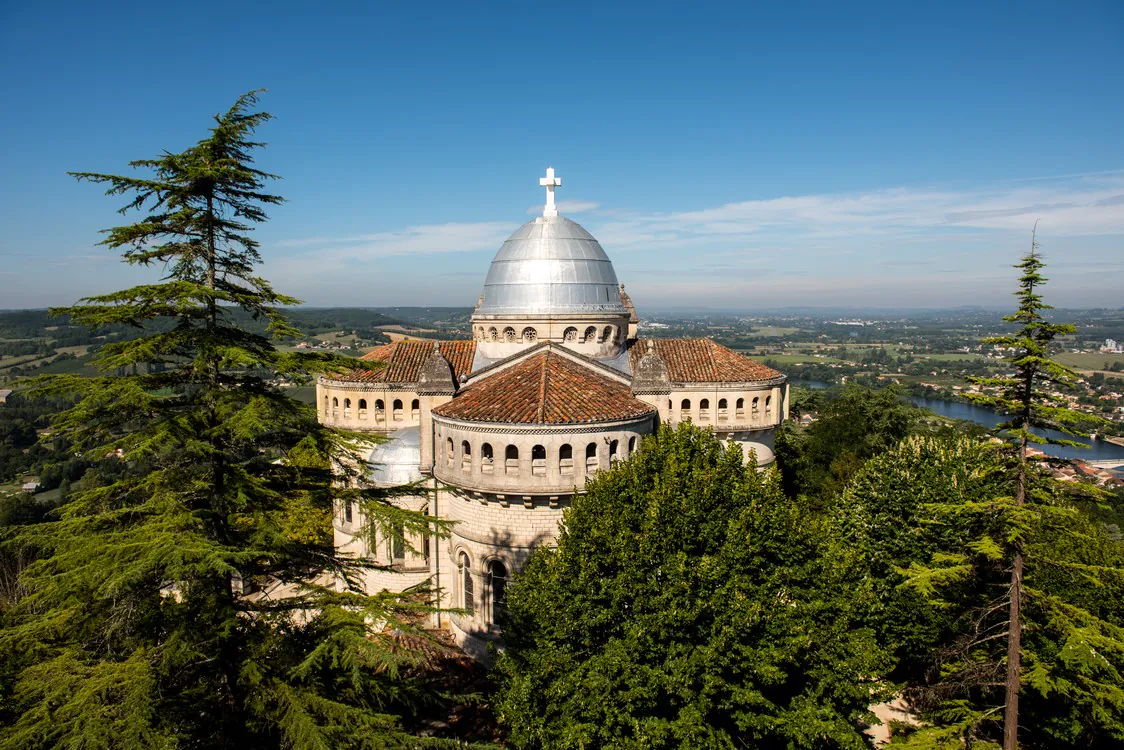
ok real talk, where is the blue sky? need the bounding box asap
[1,0,1121,310]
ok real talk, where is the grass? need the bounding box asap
[1055,351,1124,371]
[749,326,804,337]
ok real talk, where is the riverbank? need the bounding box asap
[1104,435,1124,448]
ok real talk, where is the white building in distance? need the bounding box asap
[316,169,789,657]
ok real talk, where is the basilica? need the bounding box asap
[317,169,788,657]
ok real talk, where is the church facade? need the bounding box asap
[317,170,788,657]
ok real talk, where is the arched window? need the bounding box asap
[446,437,454,466]
[323,395,328,413]
[343,499,353,524]
[503,326,517,343]
[628,436,637,454]
[411,398,420,419]
[680,398,691,420]
[699,398,710,421]
[583,326,597,342]
[522,327,537,343]
[765,395,773,413]
[718,398,728,411]
[375,399,385,411]
[358,398,367,411]
[609,439,619,463]
[481,442,494,474]
[752,397,760,413]
[344,398,352,417]
[585,442,598,471]
[489,560,508,624]
[563,326,578,342]
[392,399,403,421]
[601,326,613,343]
[531,444,546,476]
[736,397,745,418]
[459,551,474,613]
[505,445,519,474]
[332,397,339,408]
[389,521,405,563]
[559,444,574,475]
[461,440,472,471]
[488,327,498,341]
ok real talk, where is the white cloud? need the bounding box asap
[526,199,601,215]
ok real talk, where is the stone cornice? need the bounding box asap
[432,412,655,435]
[318,377,418,392]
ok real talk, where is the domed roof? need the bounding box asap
[476,215,628,316]
[365,427,423,486]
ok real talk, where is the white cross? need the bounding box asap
[539,166,562,217]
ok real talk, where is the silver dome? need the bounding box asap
[476,216,628,316]
[365,427,423,486]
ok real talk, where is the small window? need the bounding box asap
[583,326,597,342]
[585,442,598,471]
[344,398,352,409]
[505,445,519,475]
[390,521,405,563]
[563,326,578,342]
[489,560,508,625]
[393,399,403,421]
[601,326,613,343]
[343,499,353,523]
[752,397,760,413]
[461,441,472,470]
[522,327,537,343]
[332,397,339,408]
[609,439,619,463]
[375,399,385,411]
[628,436,637,453]
[504,326,517,342]
[411,398,420,417]
[459,552,474,613]
[446,437,455,466]
[718,398,727,410]
[699,398,710,421]
[358,398,367,410]
[736,397,745,415]
[488,327,498,341]
[559,444,574,475]
[532,444,546,476]
[481,443,494,474]
[765,395,773,412]
[323,395,328,412]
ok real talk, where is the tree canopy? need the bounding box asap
[0,92,452,749]
[495,423,890,749]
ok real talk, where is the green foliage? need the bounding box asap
[0,92,457,748]
[495,423,890,749]
[776,384,923,500]
[841,235,1124,748]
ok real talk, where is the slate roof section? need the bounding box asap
[433,350,656,425]
[628,338,783,383]
[333,340,477,384]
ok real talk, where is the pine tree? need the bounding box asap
[0,92,452,748]
[891,229,1124,748]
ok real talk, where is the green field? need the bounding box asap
[749,326,804,337]
[1055,351,1124,371]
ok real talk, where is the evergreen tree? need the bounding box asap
[0,92,452,748]
[495,423,890,749]
[885,231,1124,748]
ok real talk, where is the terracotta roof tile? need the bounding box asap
[433,350,655,425]
[629,338,782,383]
[334,340,476,384]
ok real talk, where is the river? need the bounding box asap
[791,380,1124,462]
[910,396,1124,462]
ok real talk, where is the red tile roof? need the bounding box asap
[332,340,477,384]
[433,350,655,425]
[629,338,782,383]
